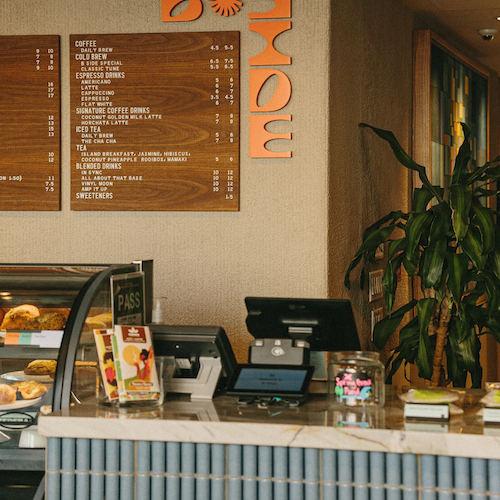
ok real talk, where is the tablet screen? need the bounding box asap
[226,364,314,398]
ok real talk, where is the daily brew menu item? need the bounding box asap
[0,35,60,210]
[70,32,239,211]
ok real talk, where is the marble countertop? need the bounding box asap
[38,386,500,459]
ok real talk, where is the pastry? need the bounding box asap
[0,304,40,330]
[13,381,48,400]
[0,384,17,405]
[85,313,112,330]
[23,312,66,331]
[24,359,57,376]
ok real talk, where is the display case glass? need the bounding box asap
[0,261,152,470]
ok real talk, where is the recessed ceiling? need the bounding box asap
[396,0,500,74]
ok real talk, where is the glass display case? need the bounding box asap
[0,261,153,471]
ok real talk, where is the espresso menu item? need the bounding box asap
[0,35,60,210]
[70,32,240,211]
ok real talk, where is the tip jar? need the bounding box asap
[327,351,385,408]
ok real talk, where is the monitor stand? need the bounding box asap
[164,356,222,400]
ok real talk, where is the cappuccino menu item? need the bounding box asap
[70,32,239,211]
[0,35,60,210]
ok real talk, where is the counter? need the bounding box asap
[38,386,500,500]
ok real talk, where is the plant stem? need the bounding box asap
[430,292,452,386]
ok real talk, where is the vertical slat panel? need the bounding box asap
[243,445,258,500]
[338,450,353,500]
[228,444,242,500]
[61,438,76,500]
[321,449,337,500]
[488,459,500,494]
[151,441,166,500]
[471,458,487,493]
[353,451,369,500]
[136,441,151,500]
[289,448,304,500]
[90,439,105,500]
[181,442,196,500]
[402,454,418,500]
[166,443,181,500]
[386,453,401,500]
[369,451,385,500]
[436,456,453,500]
[211,444,226,500]
[273,447,289,500]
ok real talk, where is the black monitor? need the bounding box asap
[149,324,238,391]
[245,297,361,352]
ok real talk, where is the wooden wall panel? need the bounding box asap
[70,32,239,211]
[0,35,60,211]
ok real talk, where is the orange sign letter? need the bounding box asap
[162,0,203,22]
[249,68,291,113]
[249,21,292,66]
[249,115,292,158]
[249,0,291,19]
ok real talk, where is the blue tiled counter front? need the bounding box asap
[38,388,500,500]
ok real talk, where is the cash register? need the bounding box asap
[226,297,361,406]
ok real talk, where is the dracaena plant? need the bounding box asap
[345,123,500,388]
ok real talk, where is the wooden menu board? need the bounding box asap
[70,32,239,211]
[0,35,60,211]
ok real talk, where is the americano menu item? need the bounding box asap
[70,32,239,211]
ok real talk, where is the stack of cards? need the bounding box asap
[94,325,162,404]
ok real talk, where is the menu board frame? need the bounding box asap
[70,32,240,211]
[0,35,61,211]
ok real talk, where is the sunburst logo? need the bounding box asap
[210,0,243,16]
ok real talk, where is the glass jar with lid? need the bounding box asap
[327,351,385,408]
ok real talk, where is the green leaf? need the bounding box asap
[451,123,471,185]
[429,202,451,245]
[446,252,468,305]
[387,238,406,261]
[373,300,417,350]
[405,211,433,264]
[415,298,435,380]
[489,248,500,282]
[461,226,488,270]
[421,239,447,288]
[447,318,481,388]
[465,155,500,185]
[413,187,436,213]
[344,224,396,289]
[471,200,495,254]
[449,184,472,242]
[359,123,444,203]
[382,253,404,313]
[483,274,500,316]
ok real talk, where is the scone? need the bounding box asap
[0,304,40,330]
[0,384,17,405]
[13,381,48,400]
[23,312,66,331]
[24,359,57,376]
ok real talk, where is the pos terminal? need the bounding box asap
[226,297,361,406]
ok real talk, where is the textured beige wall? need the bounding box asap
[0,0,416,361]
[328,0,414,351]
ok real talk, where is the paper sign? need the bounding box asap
[404,403,449,420]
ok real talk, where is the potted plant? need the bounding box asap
[345,123,500,387]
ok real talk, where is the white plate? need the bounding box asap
[0,397,42,411]
[1,371,53,383]
[399,388,459,404]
